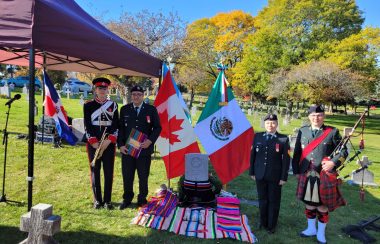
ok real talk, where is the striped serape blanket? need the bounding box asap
[132,206,257,243]
[141,190,178,217]
[216,197,242,233]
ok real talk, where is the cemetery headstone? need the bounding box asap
[20,203,61,244]
[66,88,71,99]
[185,153,209,181]
[83,90,88,99]
[248,108,252,116]
[0,82,11,98]
[351,156,378,187]
[72,118,85,142]
[79,95,84,106]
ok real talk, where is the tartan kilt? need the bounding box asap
[319,170,346,212]
[296,174,307,200]
[296,171,346,212]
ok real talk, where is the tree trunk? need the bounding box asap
[190,87,195,109]
[286,101,293,114]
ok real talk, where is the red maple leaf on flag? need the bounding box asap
[159,109,184,145]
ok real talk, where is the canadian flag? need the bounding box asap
[154,64,200,179]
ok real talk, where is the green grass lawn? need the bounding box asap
[0,94,379,243]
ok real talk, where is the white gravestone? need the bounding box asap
[0,83,10,98]
[185,153,209,182]
[66,89,71,99]
[22,84,28,95]
[20,203,61,244]
[71,118,85,142]
[79,95,84,106]
[248,108,252,116]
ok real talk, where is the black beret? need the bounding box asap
[264,113,278,121]
[92,77,110,87]
[308,105,325,114]
[131,85,144,93]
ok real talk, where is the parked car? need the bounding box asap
[62,79,92,94]
[0,76,42,89]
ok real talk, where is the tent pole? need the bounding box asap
[27,48,35,211]
[41,53,46,144]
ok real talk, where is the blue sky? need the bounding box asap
[75,0,379,27]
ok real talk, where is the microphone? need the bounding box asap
[5,94,21,106]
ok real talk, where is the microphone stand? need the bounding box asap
[0,103,20,204]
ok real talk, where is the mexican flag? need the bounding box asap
[194,70,254,184]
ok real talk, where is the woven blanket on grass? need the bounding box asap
[131,206,257,243]
[140,190,178,217]
[216,196,241,232]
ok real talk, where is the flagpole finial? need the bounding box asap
[217,56,228,71]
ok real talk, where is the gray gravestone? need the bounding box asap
[351,156,378,187]
[83,90,88,99]
[71,118,85,142]
[248,108,252,116]
[260,116,265,128]
[185,153,209,181]
[20,203,61,244]
[344,127,353,137]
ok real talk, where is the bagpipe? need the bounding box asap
[328,110,367,201]
[332,110,367,176]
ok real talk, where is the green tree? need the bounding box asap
[233,0,364,96]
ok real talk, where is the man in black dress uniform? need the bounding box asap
[249,114,290,233]
[84,77,119,209]
[118,85,161,209]
[293,105,348,244]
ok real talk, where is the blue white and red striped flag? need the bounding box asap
[43,71,77,145]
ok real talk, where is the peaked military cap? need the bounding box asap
[92,77,111,87]
[131,85,145,93]
[308,105,325,114]
[264,113,278,121]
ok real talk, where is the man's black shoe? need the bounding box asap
[93,201,102,209]
[119,201,131,210]
[137,199,148,207]
[104,202,114,210]
[267,228,275,234]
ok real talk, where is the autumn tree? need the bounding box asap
[233,0,364,97]
[177,11,255,99]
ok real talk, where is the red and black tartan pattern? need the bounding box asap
[296,174,307,200]
[297,171,346,212]
[305,208,317,219]
[319,171,346,211]
[317,210,329,223]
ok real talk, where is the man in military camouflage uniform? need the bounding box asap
[84,77,118,210]
[292,105,348,244]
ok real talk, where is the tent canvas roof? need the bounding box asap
[0,0,162,77]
